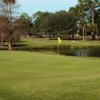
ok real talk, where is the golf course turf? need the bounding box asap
[0,51,100,100]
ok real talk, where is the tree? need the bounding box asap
[78,0,100,40]
[15,13,33,37]
[32,11,77,39]
[69,0,100,40]
[0,0,18,50]
[32,11,50,35]
[69,4,86,40]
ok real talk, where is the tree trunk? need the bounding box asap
[0,33,4,47]
[92,10,94,25]
[85,27,87,40]
[91,32,95,40]
[8,42,12,50]
[82,26,85,41]
[8,34,12,50]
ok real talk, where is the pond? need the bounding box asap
[59,47,100,57]
[14,44,100,57]
[30,47,100,57]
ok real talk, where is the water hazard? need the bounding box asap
[58,47,100,57]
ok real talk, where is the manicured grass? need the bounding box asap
[0,51,100,100]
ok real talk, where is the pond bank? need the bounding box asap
[1,38,100,57]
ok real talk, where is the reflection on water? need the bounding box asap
[31,47,100,57]
[59,47,100,57]
[16,46,100,57]
[75,48,100,57]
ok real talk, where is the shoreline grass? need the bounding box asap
[1,38,100,51]
[22,38,100,48]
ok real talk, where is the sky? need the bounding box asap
[17,0,78,16]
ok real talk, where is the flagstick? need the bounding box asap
[58,44,61,59]
[58,44,60,55]
[57,36,61,56]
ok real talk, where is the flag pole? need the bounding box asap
[57,37,61,55]
[58,44,60,54]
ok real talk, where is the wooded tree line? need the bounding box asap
[69,0,100,40]
[17,0,100,40]
[0,0,100,50]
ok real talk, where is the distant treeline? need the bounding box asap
[0,0,100,50]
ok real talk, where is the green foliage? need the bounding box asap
[32,11,77,36]
[15,13,33,36]
[69,0,100,39]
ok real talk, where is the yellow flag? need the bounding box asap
[58,37,62,45]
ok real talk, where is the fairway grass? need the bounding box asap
[0,51,100,100]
